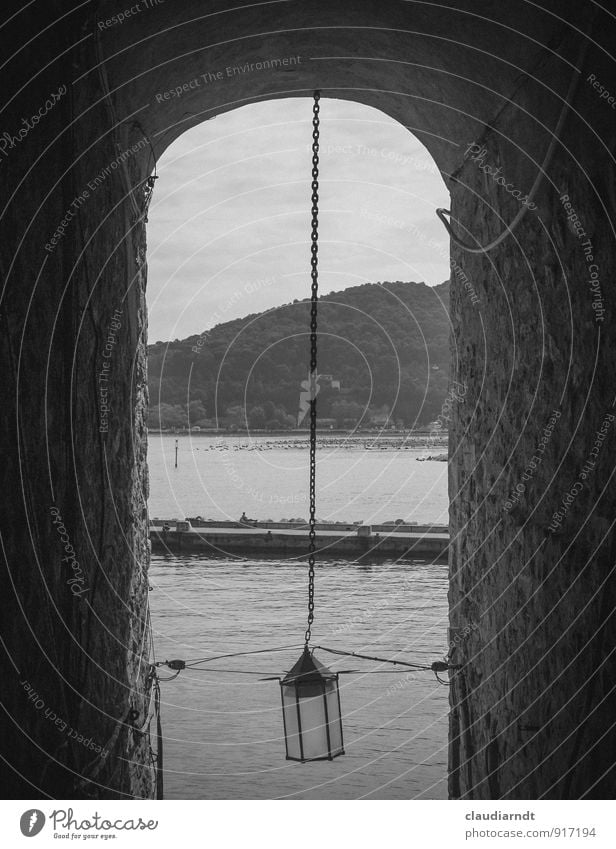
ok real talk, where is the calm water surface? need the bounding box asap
[148,435,450,799]
[148,433,448,524]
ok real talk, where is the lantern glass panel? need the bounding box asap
[281,682,302,760]
[324,679,344,755]
[296,681,329,760]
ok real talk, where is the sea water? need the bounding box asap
[148,435,449,799]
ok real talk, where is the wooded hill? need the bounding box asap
[148,280,450,430]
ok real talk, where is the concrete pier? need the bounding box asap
[150,521,449,560]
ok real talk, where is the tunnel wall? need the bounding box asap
[0,2,153,798]
[0,0,614,799]
[447,33,616,797]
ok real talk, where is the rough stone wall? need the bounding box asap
[0,2,153,798]
[448,31,616,798]
[1,0,614,800]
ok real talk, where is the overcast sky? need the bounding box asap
[146,97,450,343]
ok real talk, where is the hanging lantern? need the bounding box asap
[280,646,344,761]
[279,92,344,763]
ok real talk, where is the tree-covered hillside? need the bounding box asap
[148,280,450,430]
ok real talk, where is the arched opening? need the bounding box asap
[145,96,452,798]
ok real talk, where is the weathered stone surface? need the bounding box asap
[0,2,153,798]
[0,0,614,799]
[447,36,616,798]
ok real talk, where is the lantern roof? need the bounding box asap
[282,647,338,683]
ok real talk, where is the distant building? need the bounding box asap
[319,375,341,391]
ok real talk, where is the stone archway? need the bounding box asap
[1,0,614,799]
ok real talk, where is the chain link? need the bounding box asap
[305,90,320,647]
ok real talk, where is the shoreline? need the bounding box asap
[149,429,448,439]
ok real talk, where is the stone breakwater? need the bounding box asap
[149,522,449,559]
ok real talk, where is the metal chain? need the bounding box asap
[305,90,320,647]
